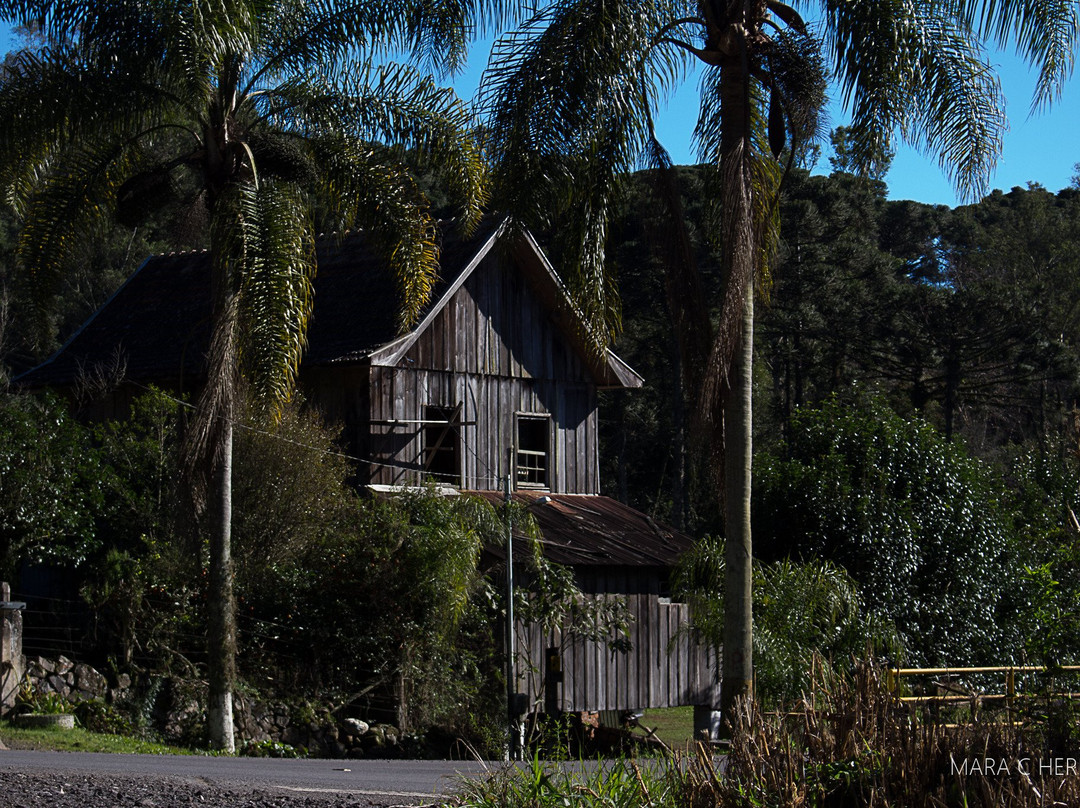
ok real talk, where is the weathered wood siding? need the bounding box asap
[515,598,718,712]
[514,568,718,712]
[359,251,600,493]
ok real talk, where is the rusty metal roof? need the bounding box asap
[465,491,693,568]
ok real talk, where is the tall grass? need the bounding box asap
[453,661,1080,808]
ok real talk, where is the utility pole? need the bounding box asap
[504,450,519,761]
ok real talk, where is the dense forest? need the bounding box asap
[601,164,1080,527]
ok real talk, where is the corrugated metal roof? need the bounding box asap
[466,491,693,568]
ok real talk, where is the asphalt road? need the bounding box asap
[0,750,498,802]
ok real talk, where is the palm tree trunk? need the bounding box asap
[717,21,756,724]
[207,417,237,752]
[203,210,238,752]
[721,283,754,717]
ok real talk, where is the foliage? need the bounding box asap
[755,395,1035,666]
[230,397,355,585]
[73,699,134,736]
[0,391,104,579]
[710,661,1080,807]
[79,389,202,675]
[1008,447,1080,666]
[514,540,633,651]
[239,486,505,749]
[674,537,898,705]
[15,688,75,716]
[238,738,306,758]
[0,0,489,749]
[452,752,681,808]
[456,663,1080,807]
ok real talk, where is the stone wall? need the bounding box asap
[18,654,399,757]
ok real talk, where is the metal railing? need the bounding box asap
[887,664,1080,722]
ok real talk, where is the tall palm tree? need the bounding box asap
[479,0,1077,729]
[0,0,492,750]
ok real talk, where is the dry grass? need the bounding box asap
[454,660,1080,807]
[689,660,1080,807]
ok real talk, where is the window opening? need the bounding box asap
[423,403,461,485]
[516,414,550,489]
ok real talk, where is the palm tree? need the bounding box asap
[0,0,491,750]
[479,0,1076,729]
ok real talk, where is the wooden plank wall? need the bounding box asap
[514,592,719,712]
[364,252,601,493]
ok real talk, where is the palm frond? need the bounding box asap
[311,135,439,332]
[479,0,688,225]
[237,179,316,415]
[696,69,780,428]
[15,139,138,308]
[0,47,179,199]
[182,180,261,503]
[956,0,1078,109]
[262,63,486,232]
[479,0,691,346]
[821,0,1006,201]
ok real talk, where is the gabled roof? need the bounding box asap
[16,218,642,390]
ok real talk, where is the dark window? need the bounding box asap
[516,415,550,489]
[423,405,460,484]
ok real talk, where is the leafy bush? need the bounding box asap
[15,689,75,715]
[238,738,306,758]
[237,486,509,753]
[755,395,1034,666]
[674,538,898,704]
[74,699,134,735]
[0,391,104,578]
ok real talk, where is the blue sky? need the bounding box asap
[453,35,1080,209]
[3,21,1076,209]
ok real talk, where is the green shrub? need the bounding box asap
[0,391,104,578]
[238,738,306,758]
[674,539,899,705]
[16,689,75,715]
[755,395,1034,666]
[74,699,133,735]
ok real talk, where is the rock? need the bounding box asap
[114,673,131,691]
[341,718,369,737]
[45,674,68,695]
[74,664,108,699]
[33,656,55,675]
[55,656,74,675]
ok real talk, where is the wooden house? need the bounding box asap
[17,218,718,717]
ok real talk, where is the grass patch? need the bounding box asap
[0,720,201,755]
[635,706,695,749]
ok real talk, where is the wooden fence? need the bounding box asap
[515,592,719,713]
